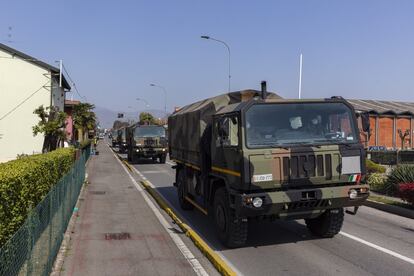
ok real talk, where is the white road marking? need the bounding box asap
[110,146,208,276]
[131,164,244,276]
[166,161,175,166]
[340,231,414,265]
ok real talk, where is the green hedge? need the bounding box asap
[0,148,75,246]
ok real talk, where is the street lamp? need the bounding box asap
[136,98,150,108]
[150,83,167,115]
[201,35,231,92]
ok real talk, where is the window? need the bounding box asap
[245,102,357,148]
[216,116,239,147]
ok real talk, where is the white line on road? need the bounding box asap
[340,231,414,265]
[110,146,209,276]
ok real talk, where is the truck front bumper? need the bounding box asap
[232,184,369,219]
[134,147,167,158]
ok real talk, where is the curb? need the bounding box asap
[116,153,236,276]
[364,200,414,219]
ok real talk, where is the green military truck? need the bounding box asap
[168,82,370,247]
[126,124,168,163]
[110,129,118,147]
[117,126,128,153]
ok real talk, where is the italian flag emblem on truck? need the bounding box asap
[348,174,361,183]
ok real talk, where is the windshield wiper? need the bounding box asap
[284,142,321,148]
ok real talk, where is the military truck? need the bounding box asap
[117,127,128,153]
[110,129,118,147]
[126,124,168,163]
[168,82,370,248]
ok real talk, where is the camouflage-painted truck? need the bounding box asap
[126,124,168,163]
[168,83,370,248]
[110,129,118,147]
[117,126,128,153]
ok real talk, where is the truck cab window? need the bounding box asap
[216,116,239,147]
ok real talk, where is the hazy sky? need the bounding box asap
[1,0,413,113]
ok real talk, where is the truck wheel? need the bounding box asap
[213,187,248,248]
[127,153,131,162]
[305,208,344,238]
[159,155,166,164]
[177,168,194,210]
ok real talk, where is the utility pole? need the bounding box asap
[298,53,303,99]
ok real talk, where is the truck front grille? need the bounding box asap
[281,153,339,181]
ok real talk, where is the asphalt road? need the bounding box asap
[120,153,414,276]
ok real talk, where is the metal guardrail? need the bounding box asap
[368,150,414,165]
[0,146,90,276]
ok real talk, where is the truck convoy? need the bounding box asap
[168,82,370,248]
[126,124,168,163]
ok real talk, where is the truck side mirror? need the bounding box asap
[361,113,370,133]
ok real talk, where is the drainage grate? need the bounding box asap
[127,186,134,189]
[105,232,131,240]
[89,191,106,195]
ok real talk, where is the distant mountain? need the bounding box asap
[94,106,170,129]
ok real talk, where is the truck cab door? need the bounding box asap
[211,114,241,179]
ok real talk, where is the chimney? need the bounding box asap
[261,81,267,99]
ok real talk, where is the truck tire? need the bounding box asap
[159,155,166,164]
[177,168,194,210]
[305,208,344,238]
[213,187,248,248]
[127,152,132,162]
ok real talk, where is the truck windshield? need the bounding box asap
[245,102,357,148]
[134,126,166,138]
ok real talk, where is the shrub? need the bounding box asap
[79,139,92,150]
[386,165,414,196]
[367,173,387,192]
[398,183,414,205]
[366,159,386,174]
[0,147,75,246]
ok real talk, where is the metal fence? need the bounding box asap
[0,146,90,276]
[368,150,414,165]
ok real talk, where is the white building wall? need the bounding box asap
[0,49,54,162]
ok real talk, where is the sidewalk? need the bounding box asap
[59,142,198,276]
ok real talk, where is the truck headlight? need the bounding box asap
[162,148,166,152]
[252,197,263,208]
[349,189,358,199]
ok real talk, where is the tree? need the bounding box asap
[139,112,157,125]
[33,105,67,152]
[73,103,96,142]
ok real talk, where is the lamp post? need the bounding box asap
[201,35,231,92]
[150,83,167,115]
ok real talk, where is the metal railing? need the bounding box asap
[0,146,90,276]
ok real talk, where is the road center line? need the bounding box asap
[339,231,414,265]
[109,146,209,276]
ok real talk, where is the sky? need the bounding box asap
[1,0,414,118]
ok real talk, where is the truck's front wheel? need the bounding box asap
[177,168,194,210]
[159,155,166,164]
[213,188,248,248]
[305,208,344,238]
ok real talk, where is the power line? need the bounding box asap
[0,81,50,122]
[62,64,87,101]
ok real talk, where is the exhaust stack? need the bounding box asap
[261,81,267,99]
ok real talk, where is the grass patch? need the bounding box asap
[368,195,414,210]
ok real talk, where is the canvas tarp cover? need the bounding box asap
[168,89,281,165]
